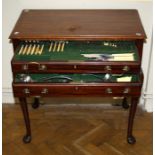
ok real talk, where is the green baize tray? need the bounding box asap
[14,41,139,61]
[15,73,139,83]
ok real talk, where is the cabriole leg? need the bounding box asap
[127,97,138,144]
[19,97,31,143]
[32,97,40,109]
[122,97,129,109]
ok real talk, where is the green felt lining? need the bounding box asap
[15,73,139,83]
[14,41,139,61]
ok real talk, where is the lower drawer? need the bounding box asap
[13,83,142,97]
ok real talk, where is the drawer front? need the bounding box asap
[11,61,140,73]
[13,83,142,97]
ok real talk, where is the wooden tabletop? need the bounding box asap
[9,10,146,40]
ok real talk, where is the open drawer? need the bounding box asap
[11,40,140,73]
[13,73,143,97]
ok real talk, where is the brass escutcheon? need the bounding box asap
[41,88,48,94]
[23,88,30,94]
[106,88,112,94]
[38,64,47,71]
[123,88,130,94]
[22,64,28,70]
[122,66,130,72]
[105,65,111,71]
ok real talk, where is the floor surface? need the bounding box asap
[3,103,153,155]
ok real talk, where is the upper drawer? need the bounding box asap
[11,40,140,73]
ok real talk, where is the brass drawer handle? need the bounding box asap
[23,88,30,94]
[106,88,112,94]
[27,62,47,70]
[74,65,77,69]
[22,64,28,70]
[105,65,111,71]
[122,66,130,72]
[41,88,48,94]
[123,88,130,94]
[39,64,47,71]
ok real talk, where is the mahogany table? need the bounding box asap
[10,9,146,144]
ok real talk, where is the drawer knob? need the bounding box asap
[74,65,77,69]
[106,88,112,94]
[105,65,111,71]
[22,64,28,70]
[122,66,130,72]
[23,88,30,94]
[75,86,79,90]
[39,64,47,71]
[123,88,130,94]
[41,88,48,94]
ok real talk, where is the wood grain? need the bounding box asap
[12,82,142,97]
[9,10,146,40]
[9,10,146,146]
[11,59,141,73]
[3,104,152,155]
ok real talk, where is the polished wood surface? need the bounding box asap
[9,10,146,144]
[19,98,31,143]
[3,104,152,155]
[10,10,146,40]
[11,59,141,73]
[13,83,142,97]
[127,97,139,144]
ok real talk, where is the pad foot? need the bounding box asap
[23,135,31,143]
[127,135,136,144]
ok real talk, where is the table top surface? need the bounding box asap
[10,9,146,40]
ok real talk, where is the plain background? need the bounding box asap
[2,0,153,112]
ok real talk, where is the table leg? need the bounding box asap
[122,97,129,109]
[19,97,31,143]
[32,97,40,109]
[127,97,138,144]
